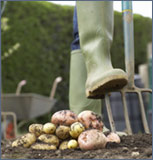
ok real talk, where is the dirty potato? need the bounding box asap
[12,133,36,148]
[31,143,57,150]
[29,124,43,136]
[43,122,56,134]
[78,129,107,150]
[38,134,59,147]
[56,125,70,140]
[106,132,121,143]
[21,133,37,147]
[67,139,78,149]
[12,138,23,147]
[59,140,69,150]
[69,122,85,138]
[51,110,78,126]
[78,110,103,131]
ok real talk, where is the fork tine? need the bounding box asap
[138,92,150,134]
[121,91,132,135]
[105,94,116,133]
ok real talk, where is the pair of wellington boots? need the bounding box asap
[69,2,127,135]
[69,49,127,136]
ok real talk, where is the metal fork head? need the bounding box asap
[106,1,153,135]
[105,85,152,135]
[122,86,152,134]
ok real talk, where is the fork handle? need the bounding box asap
[122,1,135,89]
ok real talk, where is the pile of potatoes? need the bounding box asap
[12,110,120,150]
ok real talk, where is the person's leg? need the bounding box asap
[69,7,101,115]
[76,1,128,99]
[71,7,80,51]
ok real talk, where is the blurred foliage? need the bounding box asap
[2,1,152,124]
[1,17,10,31]
[1,17,20,60]
[2,1,73,113]
[111,12,152,72]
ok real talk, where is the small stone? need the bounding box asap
[95,156,101,159]
[96,149,102,154]
[114,155,125,159]
[131,151,140,158]
[133,147,138,151]
[145,148,152,157]
[55,150,61,156]
[103,152,110,158]
[122,147,129,152]
[84,151,90,155]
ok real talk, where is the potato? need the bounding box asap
[69,122,85,138]
[38,134,59,147]
[29,124,43,136]
[78,129,107,150]
[31,143,57,150]
[21,133,37,147]
[59,141,69,150]
[43,122,56,134]
[56,125,70,140]
[12,133,36,148]
[67,139,78,149]
[12,139,23,147]
[78,110,103,131]
[106,132,121,143]
[51,110,78,126]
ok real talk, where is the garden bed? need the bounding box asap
[1,133,152,159]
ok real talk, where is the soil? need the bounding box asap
[1,133,152,159]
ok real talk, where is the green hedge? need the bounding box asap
[2,1,73,111]
[2,1,152,111]
[111,12,152,71]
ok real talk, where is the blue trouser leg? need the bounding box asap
[71,7,80,51]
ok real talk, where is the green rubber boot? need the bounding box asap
[69,49,101,115]
[69,50,127,136]
[76,1,128,99]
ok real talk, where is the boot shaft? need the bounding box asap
[69,50,101,114]
[76,1,114,74]
[76,1,114,43]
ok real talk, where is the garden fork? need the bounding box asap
[105,1,152,135]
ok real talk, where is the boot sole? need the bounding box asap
[86,75,128,99]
